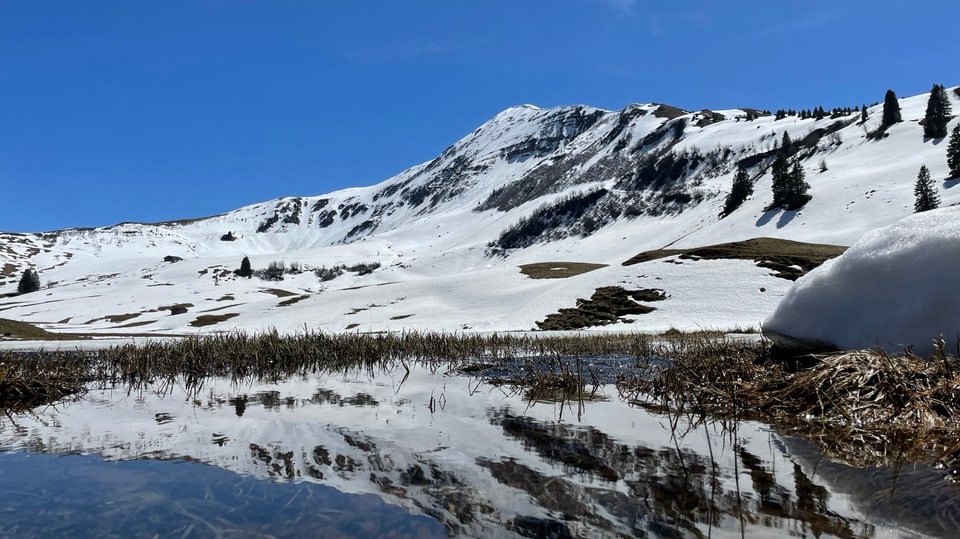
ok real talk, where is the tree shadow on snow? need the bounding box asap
[755,209,778,227]
[755,207,798,229]
[944,176,960,190]
[777,210,798,228]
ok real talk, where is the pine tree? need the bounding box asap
[722,167,753,217]
[914,165,940,212]
[923,84,952,139]
[772,156,810,210]
[236,256,253,278]
[948,124,960,178]
[860,104,868,124]
[786,158,810,208]
[882,89,902,127]
[781,131,792,155]
[17,268,40,294]
[771,154,790,207]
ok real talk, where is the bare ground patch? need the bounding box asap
[277,295,310,307]
[623,237,846,280]
[116,320,156,329]
[261,288,298,298]
[537,287,667,330]
[200,303,244,313]
[520,262,607,279]
[103,313,141,324]
[0,318,82,340]
[190,313,240,327]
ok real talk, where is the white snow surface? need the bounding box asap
[765,206,960,357]
[0,87,958,338]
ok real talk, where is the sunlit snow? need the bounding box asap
[764,206,960,357]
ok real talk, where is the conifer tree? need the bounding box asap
[948,124,960,178]
[860,104,868,124]
[787,158,810,207]
[17,268,40,294]
[923,84,952,139]
[771,154,790,207]
[781,131,792,155]
[771,156,810,210]
[722,167,753,217]
[236,256,253,278]
[882,89,902,127]
[914,165,940,212]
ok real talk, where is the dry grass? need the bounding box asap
[537,286,666,330]
[519,262,607,279]
[623,237,846,280]
[277,295,309,307]
[619,341,960,468]
[116,320,155,329]
[0,352,92,412]
[0,318,81,340]
[261,288,297,298]
[189,313,240,327]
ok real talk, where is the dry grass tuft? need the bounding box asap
[620,341,960,468]
[0,352,92,412]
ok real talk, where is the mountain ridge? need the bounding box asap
[1,86,957,336]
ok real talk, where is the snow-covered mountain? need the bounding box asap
[1,87,958,336]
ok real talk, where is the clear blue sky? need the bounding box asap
[2,1,955,232]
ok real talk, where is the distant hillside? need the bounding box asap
[0,85,957,336]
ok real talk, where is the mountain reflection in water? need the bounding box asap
[0,362,955,538]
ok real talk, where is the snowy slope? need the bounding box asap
[1,87,958,336]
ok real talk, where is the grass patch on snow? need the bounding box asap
[261,288,298,298]
[519,262,608,279]
[623,237,846,280]
[190,313,240,327]
[277,295,309,307]
[0,318,81,340]
[537,286,667,330]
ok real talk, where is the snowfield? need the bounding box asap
[765,205,960,358]
[1,87,958,348]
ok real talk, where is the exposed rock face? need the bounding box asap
[247,101,752,246]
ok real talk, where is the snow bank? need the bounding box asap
[764,206,960,357]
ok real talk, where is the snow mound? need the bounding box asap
[764,206,960,357]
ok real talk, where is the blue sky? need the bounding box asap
[1,1,956,232]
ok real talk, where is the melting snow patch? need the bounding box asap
[764,206,960,357]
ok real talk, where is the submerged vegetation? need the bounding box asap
[4,328,960,477]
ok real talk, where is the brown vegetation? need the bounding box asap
[519,262,607,279]
[619,341,960,469]
[537,286,666,330]
[623,237,846,280]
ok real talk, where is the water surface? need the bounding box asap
[0,361,955,537]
